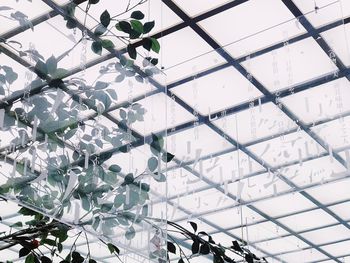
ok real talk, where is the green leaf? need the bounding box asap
[41,238,56,246]
[130,20,143,34]
[167,241,176,254]
[19,247,30,257]
[147,157,158,172]
[107,243,120,254]
[25,254,35,263]
[150,37,160,53]
[143,21,155,34]
[100,10,110,27]
[91,41,102,55]
[18,207,38,216]
[125,226,135,240]
[116,21,132,34]
[88,0,99,4]
[127,44,137,59]
[89,260,97,263]
[10,221,23,228]
[130,11,145,20]
[101,39,114,49]
[46,55,57,75]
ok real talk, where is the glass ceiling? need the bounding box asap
[1,0,350,262]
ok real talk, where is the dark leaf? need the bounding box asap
[142,38,152,51]
[178,259,184,263]
[19,247,30,257]
[150,58,158,65]
[231,241,243,252]
[40,256,52,263]
[199,243,210,255]
[245,254,254,263]
[107,243,120,254]
[127,44,137,59]
[100,10,110,27]
[143,21,155,34]
[162,152,175,163]
[88,0,99,3]
[91,41,102,55]
[167,241,176,254]
[189,221,197,233]
[116,21,132,34]
[191,240,199,254]
[130,11,145,20]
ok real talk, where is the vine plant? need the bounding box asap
[0,0,268,263]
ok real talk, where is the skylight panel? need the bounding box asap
[280,77,350,125]
[241,37,337,93]
[165,124,232,162]
[253,192,316,217]
[201,206,264,229]
[291,0,347,27]
[254,235,309,255]
[171,66,262,116]
[306,178,350,205]
[155,27,225,83]
[329,201,350,221]
[230,221,289,244]
[282,155,346,188]
[0,0,53,35]
[301,224,350,246]
[193,149,264,185]
[311,116,350,151]
[199,0,307,58]
[321,23,350,67]
[247,130,326,168]
[278,248,327,263]
[212,102,297,145]
[228,171,292,202]
[278,209,337,233]
[320,239,350,257]
[172,0,232,17]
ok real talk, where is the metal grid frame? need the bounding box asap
[1,0,350,262]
